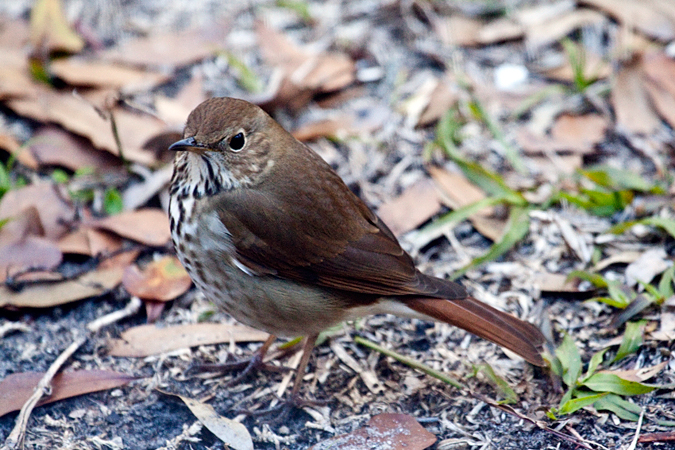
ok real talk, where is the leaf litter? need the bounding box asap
[0,0,674,449]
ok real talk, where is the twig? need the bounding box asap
[2,297,141,450]
[626,410,644,450]
[354,335,465,389]
[475,395,600,450]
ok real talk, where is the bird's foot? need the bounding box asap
[187,351,290,386]
[236,394,329,423]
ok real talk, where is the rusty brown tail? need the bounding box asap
[406,296,545,366]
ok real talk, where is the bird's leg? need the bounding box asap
[237,334,328,420]
[187,335,291,384]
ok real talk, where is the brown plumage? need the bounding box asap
[169,97,545,401]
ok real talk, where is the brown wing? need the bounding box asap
[211,148,466,300]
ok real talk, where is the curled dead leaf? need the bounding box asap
[122,256,191,302]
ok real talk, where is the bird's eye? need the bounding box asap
[229,132,246,151]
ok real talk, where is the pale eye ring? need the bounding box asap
[229,131,246,151]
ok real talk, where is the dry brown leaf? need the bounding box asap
[540,51,610,83]
[163,392,253,450]
[644,77,675,129]
[0,65,36,100]
[122,256,191,302]
[433,15,482,47]
[592,251,642,272]
[108,323,269,357]
[598,361,668,383]
[143,300,166,323]
[6,87,162,165]
[428,166,505,241]
[477,17,524,45]
[256,22,355,110]
[292,116,354,141]
[309,414,436,450]
[625,248,671,286]
[642,52,675,96]
[581,0,675,41]
[90,208,171,246]
[642,52,675,128]
[0,266,123,308]
[29,0,84,53]
[58,228,124,256]
[534,272,580,294]
[525,9,606,50]
[612,58,661,135]
[417,78,458,127]
[0,182,75,240]
[28,126,121,171]
[50,58,169,91]
[0,237,62,283]
[0,206,62,282]
[377,179,441,237]
[100,26,225,67]
[0,370,136,418]
[550,114,608,153]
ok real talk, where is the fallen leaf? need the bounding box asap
[0,182,75,240]
[428,166,506,241]
[534,272,580,294]
[592,251,642,272]
[417,78,458,126]
[432,15,483,47]
[643,52,675,129]
[122,256,191,301]
[549,114,608,153]
[90,208,171,246]
[108,323,269,357]
[477,17,524,45]
[50,58,169,91]
[161,391,253,450]
[599,361,668,383]
[582,0,675,41]
[256,21,355,110]
[100,25,226,67]
[30,0,84,53]
[292,116,354,141]
[28,126,121,171]
[0,206,62,282]
[309,414,436,450]
[625,248,672,286]
[525,9,606,50]
[0,267,124,308]
[0,370,136,418]
[143,300,166,324]
[7,87,163,165]
[58,228,124,256]
[612,58,661,135]
[377,179,441,237]
[539,51,610,84]
[0,237,62,283]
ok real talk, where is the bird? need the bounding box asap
[168,96,545,405]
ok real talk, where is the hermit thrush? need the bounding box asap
[169,97,545,401]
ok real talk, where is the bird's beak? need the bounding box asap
[169,137,202,152]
